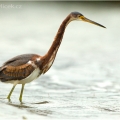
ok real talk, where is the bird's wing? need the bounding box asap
[3,54,37,66]
[0,54,40,82]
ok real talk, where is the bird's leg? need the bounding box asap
[19,84,25,103]
[7,85,16,102]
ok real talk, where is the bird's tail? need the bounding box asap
[0,67,3,81]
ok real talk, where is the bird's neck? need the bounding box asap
[41,15,71,73]
[47,15,71,58]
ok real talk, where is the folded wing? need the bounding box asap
[0,54,40,82]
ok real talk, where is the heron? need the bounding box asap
[0,12,106,102]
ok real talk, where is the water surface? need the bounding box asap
[0,2,120,120]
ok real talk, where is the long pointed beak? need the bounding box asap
[81,16,106,28]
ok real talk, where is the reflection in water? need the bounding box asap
[7,102,33,108]
[32,101,49,104]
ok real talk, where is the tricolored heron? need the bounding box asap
[0,12,105,102]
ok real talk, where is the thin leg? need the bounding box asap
[7,85,16,101]
[19,84,25,103]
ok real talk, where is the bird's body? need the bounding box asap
[0,12,105,102]
[0,54,41,83]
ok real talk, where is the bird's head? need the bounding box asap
[70,12,106,28]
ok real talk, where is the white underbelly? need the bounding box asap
[6,68,41,85]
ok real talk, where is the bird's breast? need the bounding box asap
[18,68,41,84]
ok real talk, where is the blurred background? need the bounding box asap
[0,2,120,120]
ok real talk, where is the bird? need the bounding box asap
[0,12,106,102]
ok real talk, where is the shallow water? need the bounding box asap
[0,2,120,120]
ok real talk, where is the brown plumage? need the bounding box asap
[0,12,105,102]
[0,54,40,82]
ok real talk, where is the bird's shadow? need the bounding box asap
[0,97,49,108]
[0,97,52,116]
[8,100,52,116]
[7,100,50,108]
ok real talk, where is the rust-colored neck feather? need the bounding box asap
[41,14,71,73]
[47,15,71,56]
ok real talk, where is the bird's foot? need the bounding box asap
[19,97,24,104]
[7,97,12,103]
